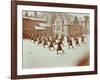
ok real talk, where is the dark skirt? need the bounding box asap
[57,46,62,50]
[50,44,53,47]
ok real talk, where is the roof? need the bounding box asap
[23,16,47,22]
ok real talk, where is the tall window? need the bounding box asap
[56,20,60,31]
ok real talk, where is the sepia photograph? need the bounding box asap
[22,11,90,68]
